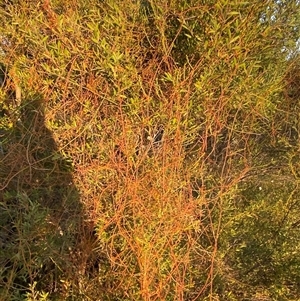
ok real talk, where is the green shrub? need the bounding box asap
[0,0,299,300]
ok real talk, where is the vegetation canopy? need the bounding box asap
[0,0,299,300]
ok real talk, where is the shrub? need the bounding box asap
[0,0,299,300]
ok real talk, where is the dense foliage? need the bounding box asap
[0,0,299,300]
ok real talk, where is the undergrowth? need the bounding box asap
[0,0,299,300]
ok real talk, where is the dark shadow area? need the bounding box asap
[0,95,82,299]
